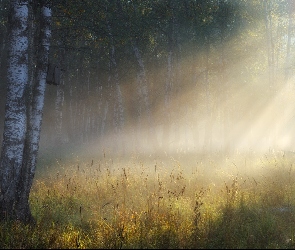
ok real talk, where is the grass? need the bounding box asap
[1,150,295,248]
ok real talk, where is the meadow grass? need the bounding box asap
[1,150,295,248]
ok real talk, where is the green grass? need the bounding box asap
[1,151,295,248]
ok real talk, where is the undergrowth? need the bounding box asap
[1,151,295,249]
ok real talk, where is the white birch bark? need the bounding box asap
[18,3,52,222]
[0,0,29,221]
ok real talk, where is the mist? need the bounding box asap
[0,0,294,175]
[38,40,295,168]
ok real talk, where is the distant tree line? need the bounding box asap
[0,0,295,222]
[1,0,294,152]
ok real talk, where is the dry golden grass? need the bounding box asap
[1,150,295,248]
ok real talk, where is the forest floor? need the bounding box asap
[1,149,295,248]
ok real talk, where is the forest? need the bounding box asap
[1,0,295,248]
[0,0,295,155]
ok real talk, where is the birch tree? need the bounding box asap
[19,1,52,223]
[106,19,125,154]
[0,0,52,223]
[162,0,178,151]
[132,41,153,151]
[0,0,30,222]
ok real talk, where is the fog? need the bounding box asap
[38,48,295,168]
[1,11,295,172]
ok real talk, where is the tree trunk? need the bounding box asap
[0,0,29,222]
[162,49,173,151]
[203,35,213,152]
[17,2,52,223]
[107,21,125,154]
[132,40,158,153]
[0,0,52,223]
[264,0,275,88]
[54,45,65,145]
[162,0,178,153]
[55,82,64,144]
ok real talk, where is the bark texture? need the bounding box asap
[0,0,29,222]
[19,3,52,223]
[0,0,52,223]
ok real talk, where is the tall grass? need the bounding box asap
[1,151,295,248]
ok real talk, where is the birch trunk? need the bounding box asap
[0,0,29,221]
[107,21,125,154]
[132,41,158,153]
[55,82,64,144]
[0,1,51,223]
[162,45,173,151]
[18,2,52,223]
[203,35,213,152]
[54,46,65,144]
[162,0,178,152]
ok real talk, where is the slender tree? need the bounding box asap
[0,0,52,223]
[0,0,30,222]
[19,0,52,223]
